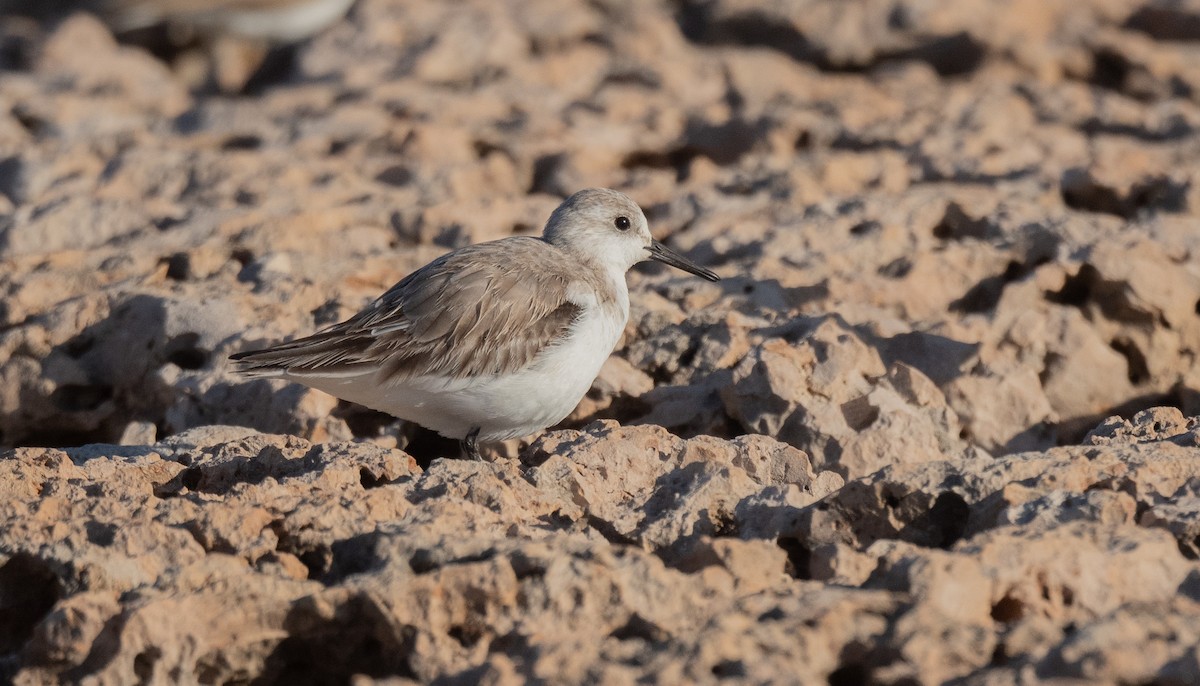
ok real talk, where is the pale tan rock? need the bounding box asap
[2,0,1200,682]
[117,420,156,445]
[38,13,189,119]
[20,590,122,668]
[526,421,841,561]
[677,537,790,594]
[808,542,877,586]
[1085,406,1197,446]
[722,317,969,478]
[1038,597,1200,683]
[0,422,1198,684]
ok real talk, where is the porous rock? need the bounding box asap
[3,0,1200,682]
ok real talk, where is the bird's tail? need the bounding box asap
[229,328,372,379]
[227,348,290,378]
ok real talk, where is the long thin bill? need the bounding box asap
[646,241,720,281]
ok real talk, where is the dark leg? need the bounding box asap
[460,427,482,461]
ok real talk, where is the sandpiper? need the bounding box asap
[101,0,357,43]
[230,188,720,459]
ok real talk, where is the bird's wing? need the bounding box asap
[230,238,586,382]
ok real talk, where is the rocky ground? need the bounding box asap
[2,0,1200,683]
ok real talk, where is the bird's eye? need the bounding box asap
[615,216,631,231]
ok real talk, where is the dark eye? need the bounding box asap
[615,216,631,231]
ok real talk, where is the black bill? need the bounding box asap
[646,241,720,281]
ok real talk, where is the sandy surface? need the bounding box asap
[2,0,1200,683]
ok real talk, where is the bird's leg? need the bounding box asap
[461,427,482,460]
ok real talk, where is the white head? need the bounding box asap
[543,188,719,281]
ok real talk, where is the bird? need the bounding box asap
[99,0,357,43]
[92,0,356,91]
[230,188,720,459]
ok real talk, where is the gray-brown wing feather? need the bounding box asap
[230,238,584,381]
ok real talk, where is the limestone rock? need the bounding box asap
[2,0,1200,682]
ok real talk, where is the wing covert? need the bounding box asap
[230,238,585,382]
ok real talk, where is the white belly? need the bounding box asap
[293,302,627,441]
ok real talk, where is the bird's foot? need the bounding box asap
[460,427,482,461]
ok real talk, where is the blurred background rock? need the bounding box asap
[0,0,357,90]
